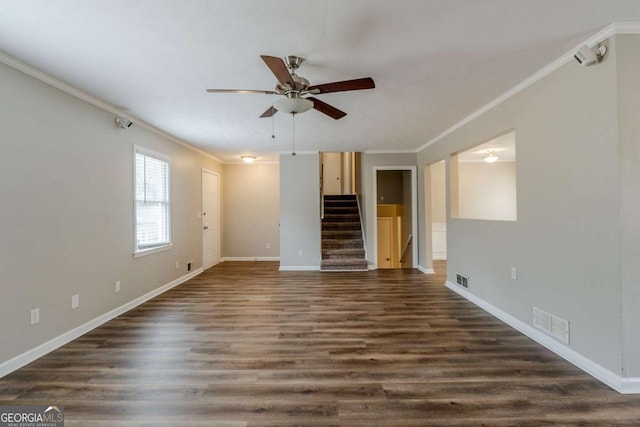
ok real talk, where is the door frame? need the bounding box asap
[372,166,418,269]
[202,168,221,269]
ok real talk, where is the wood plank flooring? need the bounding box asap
[2,261,640,426]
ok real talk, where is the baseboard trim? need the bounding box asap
[0,268,203,379]
[278,265,321,271]
[221,257,280,262]
[417,265,436,274]
[445,281,639,394]
[621,378,640,394]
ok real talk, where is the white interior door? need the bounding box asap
[202,170,220,269]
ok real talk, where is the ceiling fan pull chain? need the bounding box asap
[271,113,275,139]
[291,113,296,156]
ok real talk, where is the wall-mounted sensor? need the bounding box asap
[115,116,133,129]
[574,45,607,66]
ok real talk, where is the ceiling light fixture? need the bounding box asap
[274,97,313,115]
[483,151,499,163]
[241,155,256,164]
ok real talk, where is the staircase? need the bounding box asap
[321,195,368,271]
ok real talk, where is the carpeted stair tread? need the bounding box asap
[322,230,362,239]
[322,214,360,222]
[322,239,364,249]
[321,221,361,230]
[322,248,365,259]
[320,258,368,271]
[324,206,359,213]
[321,194,366,271]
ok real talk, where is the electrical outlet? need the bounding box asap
[511,267,517,280]
[187,261,193,272]
[71,294,79,309]
[175,261,180,269]
[115,280,121,293]
[266,242,271,249]
[30,308,40,326]
[298,249,304,257]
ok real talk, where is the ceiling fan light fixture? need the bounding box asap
[484,151,499,163]
[274,97,313,115]
[241,155,256,164]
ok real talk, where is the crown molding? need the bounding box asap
[224,160,280,165]
[277,151,320,156]
[614,22,640,34]
[365,149,418,154]
[416,22,639,153]
[0,50,222,164]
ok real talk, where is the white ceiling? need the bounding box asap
[1,1,640,163]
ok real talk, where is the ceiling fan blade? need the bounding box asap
[307,97,347,120]
[206,89,278,95]
[260,55,294,87]
[260,106,278,118]
[308,77,375,94]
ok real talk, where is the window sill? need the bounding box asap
[133,244,173,258]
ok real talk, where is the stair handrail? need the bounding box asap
[400,234,413,264]
[320,157,324,220]
[355,194,366,261]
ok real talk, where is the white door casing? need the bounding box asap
[372,166,418,269]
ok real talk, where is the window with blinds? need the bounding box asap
[134,147,171,254]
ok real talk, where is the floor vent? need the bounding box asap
[533,307,569,344]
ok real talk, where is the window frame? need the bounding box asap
[133,145,172,257]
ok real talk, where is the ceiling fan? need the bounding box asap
[206,55,375,120]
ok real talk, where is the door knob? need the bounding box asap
[204,226,209,230]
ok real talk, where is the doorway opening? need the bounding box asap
[373,167,417,269]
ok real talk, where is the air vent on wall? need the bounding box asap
[533,307,569,344]
[456,273,469,288]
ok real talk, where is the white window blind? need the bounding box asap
[135,148,170,253]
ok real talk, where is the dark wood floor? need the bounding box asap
[2,261,640,426]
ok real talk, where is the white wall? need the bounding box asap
[617,34,640,378]
[222,163,280,259]
[418,35,622,377]
[430,161,447,260]
[456,161,517,221]
[0,60,222,366]
[279,153,321,269]
[431,160,446,223]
